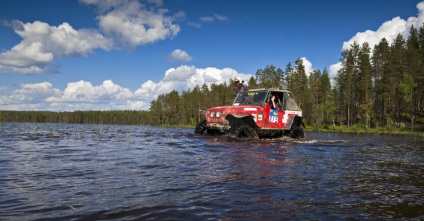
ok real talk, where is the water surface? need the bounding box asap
[0,123,423,220]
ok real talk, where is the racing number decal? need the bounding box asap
[269,109,278,123]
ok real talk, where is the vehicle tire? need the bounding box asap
[206,129,223,135]
[288,125,305,138]
[194,120,207,135]
[235,123,258,139]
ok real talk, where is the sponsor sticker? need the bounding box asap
[269,109,278,123]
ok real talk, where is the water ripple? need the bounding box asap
[0,123,423,220]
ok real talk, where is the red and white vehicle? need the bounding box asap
[195,88,305,138]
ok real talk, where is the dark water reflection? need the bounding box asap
[0,123,423,220]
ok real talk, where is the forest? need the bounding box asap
[1,25,423,132]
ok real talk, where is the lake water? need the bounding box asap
[0,123,423,220]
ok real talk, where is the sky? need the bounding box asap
[1,0,423,111]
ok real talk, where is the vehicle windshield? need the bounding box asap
[233,91,268,106]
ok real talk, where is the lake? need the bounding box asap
[0,123,423,220]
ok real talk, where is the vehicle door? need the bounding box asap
[265,91,284,128]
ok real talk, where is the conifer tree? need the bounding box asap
[372,38,391,127]
[358,42,373,128]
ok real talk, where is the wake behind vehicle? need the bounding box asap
[195,88,305,139]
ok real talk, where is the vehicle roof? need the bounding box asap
[247,88,291,93]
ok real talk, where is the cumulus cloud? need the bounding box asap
[330,1,424,78]
[343,2,424,50]
[168,49,192,62]
[0,0,181,74]
[0,80,137,110]
[85,0,181,48]
[329,62,342,80]
[0,20,112,74]
[9,82,62,103]
[0,82,62,110]
[300,57,314,76]
[134,65,252,99]
[1,66,252,111]
[46,80,133,103]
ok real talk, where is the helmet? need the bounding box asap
[234,77,242,83]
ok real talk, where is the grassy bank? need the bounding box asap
[305,124,424,136]
[181,123,423,137]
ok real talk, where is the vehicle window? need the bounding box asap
[233,91,267,106]
[253,92,267,106]
[276,92,284,110]
[284,92,301,110]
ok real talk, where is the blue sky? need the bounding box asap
[1,0,423,111]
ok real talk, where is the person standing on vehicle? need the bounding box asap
[233,77,247,97]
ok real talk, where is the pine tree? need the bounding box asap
[336,42,360,127]
[255,65,282,88]
[372,38,391,127]
[358,42,373,128]
[248,76,258,89]
[389,34,406,126]
[319,68,333,125]
[287,58,308,119]
[308,69,321,125]
[406,26,421,128]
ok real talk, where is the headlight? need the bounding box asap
[216,111,221,118]
[210,111,215,118]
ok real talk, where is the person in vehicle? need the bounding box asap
[233,77,247,97]
[269,93,279,109]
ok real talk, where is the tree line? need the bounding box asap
[0,110,152,125]
[149,25,424,129]
[1,25,423,130]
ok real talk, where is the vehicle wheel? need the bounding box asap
[206,129,224,135]
[194,120,207,135]
[235,123,258,139]
[288,125,305,138]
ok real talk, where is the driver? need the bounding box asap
[269,93,279,109]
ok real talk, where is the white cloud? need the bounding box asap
[1,82,62,110]
[200,14,228,23]
[191,13,228,27]
[331,1,424,78]
[1,66,252,111]
[343,2,424,50]
[135,65,252,100]
[329,62,342,80]
[188,22,202,28]
[342,16,407,50]
[46,80,133,103]
[0,20,112,74]
[200,16,215,23]
[300,57,314,76]
[0,0,181,74]
[9,82,62,103]
[88,0,180,48]
[168,49,192,62]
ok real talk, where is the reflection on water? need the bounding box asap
[0,123,423,220]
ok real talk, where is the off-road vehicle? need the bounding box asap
[195,88,305,138]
